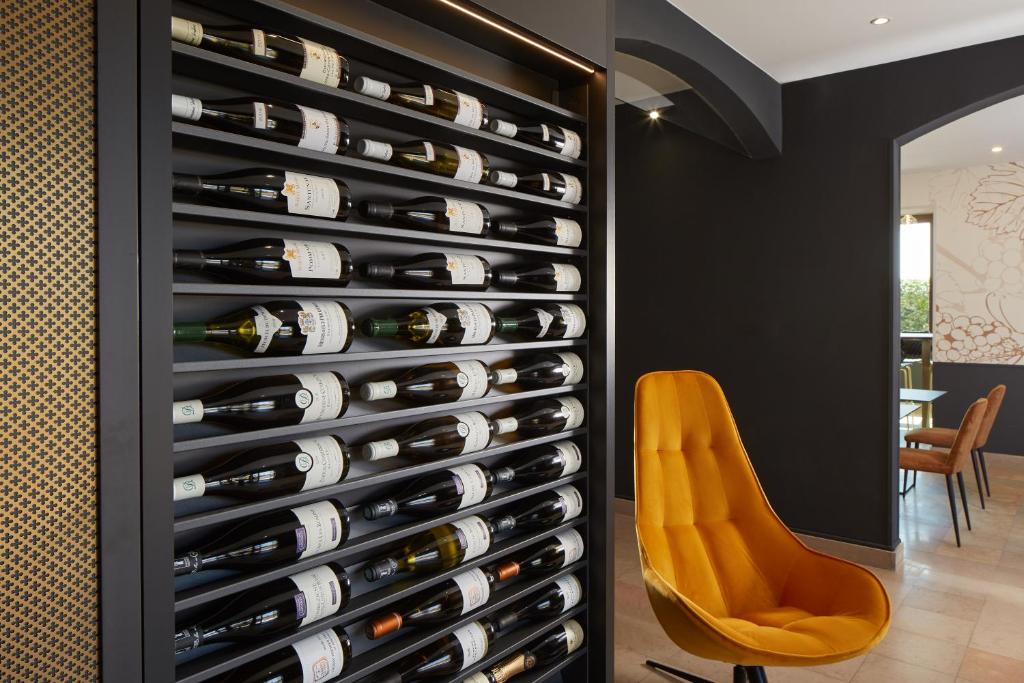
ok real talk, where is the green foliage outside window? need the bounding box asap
[900,279,930,333]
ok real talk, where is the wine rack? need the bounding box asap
[127,0,611,681]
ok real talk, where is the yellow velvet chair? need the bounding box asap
[634,371,891,682]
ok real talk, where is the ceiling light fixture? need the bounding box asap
[649,109,660,120]
[870,16,891,25]
[992,146,1004,153]
[900,214,918,225]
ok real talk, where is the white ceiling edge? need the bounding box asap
[901,94,1024,172]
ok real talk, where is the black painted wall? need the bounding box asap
[933,364,1023,455]
[616,35,1024,550]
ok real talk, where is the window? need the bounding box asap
[899,214,932,333]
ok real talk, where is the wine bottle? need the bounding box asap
[488,120,583,159]
[356,138,488,184]
[171,94,349,154]
[361,411,513,462]
[362,302,504,346]
[173,499,350,575]
[173,238,353,286]
[173,300,355,356]
[508,396,585,436]
[222,626,352,683]
[488,170,583,205]
[172,168,351,220]
[494,262,582,292]
[488,574,583,636]
[173,435,350,501]
[493,529,586,581]
[490,485,584,533]
[496,304,586,340]
[170,17,348,87]
[360,360,494,404]
[359,196,490,234]
[174,563,350,653]
[363,515,508,582]
[354,76,488,129]
[360,253,492,290]
[493,217,582,247]
[365,567,498,639]
[378,621,495,683]
[527,618,585,666]
[495,441,583,485]
[363,464,513,520]
[491,352,585,388]
[172,372,350,429]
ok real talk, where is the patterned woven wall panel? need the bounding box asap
[0,0,99,680]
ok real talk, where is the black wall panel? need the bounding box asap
[933,364,1024,455]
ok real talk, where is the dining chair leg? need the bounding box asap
[971,451,986,509]
[978,448,991,496]
[744,667,768,683]
[733,665,748,683]
[956,472,972,531]
[644,660,717,683]
[901,469,909,496]
[946,475,961,547]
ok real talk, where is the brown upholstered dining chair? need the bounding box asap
[899,398,988,547]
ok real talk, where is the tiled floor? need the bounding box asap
[613,452,1024,682]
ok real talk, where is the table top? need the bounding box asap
[900,388,947,402]
[899,402,921,419]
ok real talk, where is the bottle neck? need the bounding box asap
[494,271,519,287]
[491,514,516,534]
[360,263,396,280]
[173,249,207,271]
[495,317,518,334]
[171,173,204,195]
[494,221,518,238]
[363,498,399,520]
[173,551,202,576]
[172,322,210,343]
[361,318,401,337]
[174,626,203,654]
[360,200,395,221]
[493,466,516,484]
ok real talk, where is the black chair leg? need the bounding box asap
[971,451,986,509]
[901,469,909,496]
[957,472,972,531]
[978,448,991,496]
[733,665,748,683]
[644,660,717,683]
[946,474,961,547]
[745,667,768,683]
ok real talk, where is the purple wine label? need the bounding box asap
[294,592,308,621]
[295,527,308,555]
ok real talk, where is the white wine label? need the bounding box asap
[171,17,203,46]
[540,123,552,141]
[494,417,518,435]
[443,254,488,287]
[452,621,490,671]
[252,102,269,129]
[554,528,585,567]
[299,38,343,88]
[552,264,583,292]
[452,568,491,615]
[490,170,518,188]
[360,380,398,401]
[452,145,485,183]
[173,474,206,501]
[291,628,347,683]
[296,105,342,154]
[493,368,518,385]
[464,674,489,683]
[554,574,583,612]
[453,411,491,454]
[422,85,436,105]
[289,564,344,627]
[554,440,583,476]
[557,304,587,338]
[532,307,555,339]
[457,303,493,345]
[422,306,448,345]
[357,139,394,161]
[556,352,585,385]
[251,29,267,57]
[293,436,347,491]
[563,619,585,654]
[249,305,285,353]
[295,372,346,424]
[172,399,204,425]
[553,217,583,247]
[453,91,484,129]
[557,396,586,430]
[559,127,583,159]
[363,438,400,461]
[539,173,553,191]
[450,464,489,509]
[295,300,350,355]
[443,199,485,234]
[282,172,341,218]
[282,239,343,280]
[354,76,391,100]
[292,500,345,559]
[559,173,583,205]
[421,141,437,162]
[492,120,517,138]
[453,360,490,400]
[171,95,202,121]
[555,485,584,521]
[452,516,492,562]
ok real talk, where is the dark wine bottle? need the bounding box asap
[359,196,491,234]
[360,252,492,290]
[493,216,582,247]
[356,138,488,183]
[378,621,496,683]
[174,563,350,653]
[171,94,349,154]
[361,302,504,346]
[353,76,488,129]
[360,360,494,405]
[173,499,350,575]
[361,411,513,462]
[490,352,585,388]
[362,464,513,520]
[488,120,583,159]
[221,626,352,683]
[493,262,582,292]
[173,435,350,501]
[508,397,585,436]
[171,17,348,87]
[496,304,586,340]
[171,168,351,220]
[488,574,583,636]
[173,300,355,356]
[492,529,586,581]
[495,440,583,485]
[465,619,584,682]
[490,485,584,533]
[488,170,583,204]
[173,238,353,286]
[365,567,498,640]
[172,372,350,429]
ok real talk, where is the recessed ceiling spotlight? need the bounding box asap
[649,109,660,120]
[870,17,891,25]
[992,145,1004,153]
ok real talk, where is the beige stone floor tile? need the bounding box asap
[764,666,846,683]
[850,654,957,683]
[872,626,968,674]
[799,655,867,682]
[957,647,1024,682]
[969,598,1024,661]
[900,585,986,621]
[891,605,976,645]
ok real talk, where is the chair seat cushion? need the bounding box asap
[904,427,956,448]
[899,446,951,474]
[718,611,884,658]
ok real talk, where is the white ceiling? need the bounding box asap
[613,51,691,110]
[667,0,1024,82]
[902,95,1024,172]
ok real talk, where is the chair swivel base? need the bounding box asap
[645,660,768,682]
